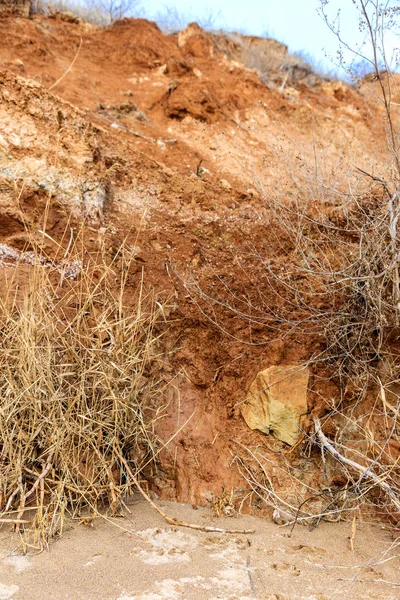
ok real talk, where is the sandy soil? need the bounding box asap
[0,497,398,600]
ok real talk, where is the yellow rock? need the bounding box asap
[242,365,309,446]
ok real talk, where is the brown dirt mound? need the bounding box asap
[93,18,182,68]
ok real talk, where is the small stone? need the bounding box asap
[0,133,9,148]
[242,365,309,446]
[272,508,294,525]
[59,11,81,24]
[8,133,21,147]
[220,179,232,190]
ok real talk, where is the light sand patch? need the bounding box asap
[83,554,102,567]
[210,565,251,597]
[3,555,31,574]
[118,578,190,600]
[0,583,19,600]
[120,566,252,600]
[133,528,198,565]
[208,542,242,564]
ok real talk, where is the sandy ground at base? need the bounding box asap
[0,496,398,600]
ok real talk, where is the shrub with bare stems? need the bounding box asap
[33,0,143,26]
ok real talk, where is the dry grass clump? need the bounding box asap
[0,239,165,547]
[227,34,288,73]
[33,0,109,25]
[33,0,143,26]
[220,33,326,90]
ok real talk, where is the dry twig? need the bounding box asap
[116,448,255,535]
[314,417,400,514]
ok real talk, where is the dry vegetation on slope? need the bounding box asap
[0,4,399,550]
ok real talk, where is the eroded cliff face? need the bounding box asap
[0,13,398,514]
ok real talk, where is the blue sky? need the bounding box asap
[141,0,400,76]
[144,0,331,41]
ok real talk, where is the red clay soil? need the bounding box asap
[0,13,398,512]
